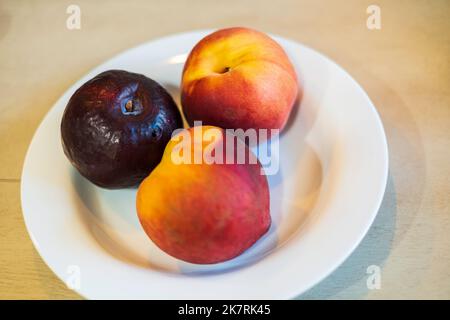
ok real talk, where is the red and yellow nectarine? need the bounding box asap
[181,27,298,133]
[136,126,271,264]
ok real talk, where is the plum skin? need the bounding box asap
[61,70,183,189]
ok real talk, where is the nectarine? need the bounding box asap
[181,27,298,133]
[136,126,271,264]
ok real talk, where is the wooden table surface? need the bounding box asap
[0,0,448,299]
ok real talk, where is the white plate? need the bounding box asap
[21,30,388,299]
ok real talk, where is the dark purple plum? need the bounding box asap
[61,70,183,189]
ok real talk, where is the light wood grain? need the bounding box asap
[0,181,81,299]
[0,0,448,299]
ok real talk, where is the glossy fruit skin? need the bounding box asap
[61,70,183,189]
[181,27,299,133]
[137,126,271,264]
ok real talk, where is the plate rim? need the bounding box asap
[20,29,389,299]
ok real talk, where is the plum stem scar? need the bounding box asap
[125,100,134,112]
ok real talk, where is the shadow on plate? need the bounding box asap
[71,171,168,271]
[297,63,427,299]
